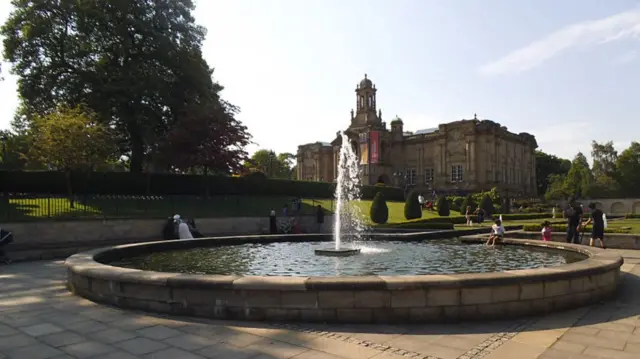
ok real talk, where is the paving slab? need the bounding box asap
[0,255,639,359]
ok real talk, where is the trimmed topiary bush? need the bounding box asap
[437,196,450,217]
[370,192,389,224]
[404,190,422,220]
[480,194,493,216]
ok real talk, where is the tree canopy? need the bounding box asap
[244,150,296,179]
[2,0,250,173]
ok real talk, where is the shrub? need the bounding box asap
[404,190,422,220]
[380,222,454,230]
[625,213,640,219]
[437,196,450,217]
[370,192,389,224]
[459,194,477,215]
[522,224,630,234]
[480,194,493,216]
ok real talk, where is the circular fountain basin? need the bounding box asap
[66,233,623,324]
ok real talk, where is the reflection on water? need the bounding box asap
[110,239,585,277]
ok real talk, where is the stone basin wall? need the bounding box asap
[506,231,640,250]
[66,235,623,324]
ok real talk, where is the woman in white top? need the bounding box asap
[485,219,504,246]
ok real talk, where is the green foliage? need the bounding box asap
[480,194,493,216]
[370,192,389,224]
[25,105,116,172]
[459,194,477,215]
[616,142,640,197]
[244,150,295,179]
[2,0,250,173]
[535,150,571,196]
[0,170,405,200]
[404,190,422,220]
[436,196,450,217]
[522,224,629,234]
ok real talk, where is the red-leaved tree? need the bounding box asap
[160,97,251,174]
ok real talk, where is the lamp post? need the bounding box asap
[268,150,275,178]
[393,171,409,199]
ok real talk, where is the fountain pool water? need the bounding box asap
[315,132,367,257]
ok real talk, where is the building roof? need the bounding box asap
[414,127,438,135]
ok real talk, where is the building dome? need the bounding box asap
[390,116,403,124]
[359,74,373,88]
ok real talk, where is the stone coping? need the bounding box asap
[66,233,623,323]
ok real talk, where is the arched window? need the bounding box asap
[367,96,372,108]
[359,96,364,109]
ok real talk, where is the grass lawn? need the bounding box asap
[603,218,640,234]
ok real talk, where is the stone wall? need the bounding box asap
[66,236,623,324]
[554,198,640,215]
[508,231,640,250]
[3,215,332,261]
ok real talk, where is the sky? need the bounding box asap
[1,0,640,163]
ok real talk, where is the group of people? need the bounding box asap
[464,206,486,226]
[268,203,325,234]
[563,198,607,248]
[485,198,607,248]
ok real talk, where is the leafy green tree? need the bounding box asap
[480,194,493,216]
[591,141,619,178]
[616,142,640,197]
[545,174,569,201]
[370,192,389,224]
[244,150,295,179]
[2,0,249,173]
[436,196,450,217]
[25,105,116,206]
[562,152,593,199]
[404,190,422,220]
[535,150,571,196]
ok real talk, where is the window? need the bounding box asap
[405,168,416,185]
[451,165,463,182]
[425,168,434,183]
[360,96,364,109]
[367,96,372,108]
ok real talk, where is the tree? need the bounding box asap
[588,174,621,198]
[370,192,389,224]
[2,0,246,173]
[0,129,34,170]
[535,150,571,196]
[562,152,593,199]
[480,194,493,216]
[616,142,640,197]
[244,150,295,179]
[545,174,568,201]
[591,141,619,178]
[436,196,450,217]
[159,99,251,174]
[25,105,116,206]
[459,194,476,215]
[404,190,422,220]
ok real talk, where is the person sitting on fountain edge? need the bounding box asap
[486,219,504,246]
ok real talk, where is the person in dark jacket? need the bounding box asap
[564,197,583,244]
[582,203,605,248]
[316,205,325,233]
[269,210,277,234]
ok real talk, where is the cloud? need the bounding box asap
[479,8,640,76]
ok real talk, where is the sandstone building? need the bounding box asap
[296,75,538,196]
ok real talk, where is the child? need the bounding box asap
[541,221,552,242]
[465,206,472,226]
[486,219,504,246]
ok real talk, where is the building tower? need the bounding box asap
[350,74,380,128]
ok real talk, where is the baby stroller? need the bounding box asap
[0,228,14,264]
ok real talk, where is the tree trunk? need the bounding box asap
[130,137,144,173]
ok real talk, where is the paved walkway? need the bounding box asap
[1,250,639,359]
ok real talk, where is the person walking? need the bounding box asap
[582,203,605,248]
[564,197,583,244]
[316,205,325,233]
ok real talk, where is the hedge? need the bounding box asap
[625,214,640,219]
[522,224,630,234]
[0,170,404,200]
[377,222,455,230]
[378,213,556,227]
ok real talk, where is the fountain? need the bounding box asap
[315,132,365,257]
